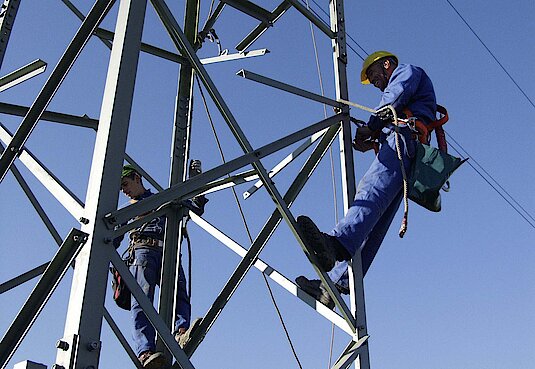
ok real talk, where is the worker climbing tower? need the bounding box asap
[0,0,371,368]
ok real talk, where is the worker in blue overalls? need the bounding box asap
[116,162,207,368]
[296,51,437,308]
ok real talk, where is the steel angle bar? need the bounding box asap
[0,0,21,70]
[105,113,343,228]
[237,69,342,108]
[0,123,85,220]
[0,101,99,129]
[236,0,291,52]
[200,48,269,65]
[151,0,298,248]
[198,2,226,46]
[61,0,113,49]
[109,250,194,369]
[94,27,189,64]
[63,0,188,65]
[0,59,47,92]
[0,262,49,295]
[190,213,353,336]
[331,335,370,369]
[221,0,272,23]
[182,124,349,356]
[0,228,88,369]
[200,169,258,195]
[1,143,63,244]
[0,0,116,183]
[285,0,335,38]
[243,128,327,199]
[102,309,143,369]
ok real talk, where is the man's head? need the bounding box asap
[360,51,398,91]
[120,164,145,199]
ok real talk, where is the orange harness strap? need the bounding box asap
[404,105,449,153]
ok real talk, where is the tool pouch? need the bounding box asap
[110,260,131,310]
[408,143,467,212]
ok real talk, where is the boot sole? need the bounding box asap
[297,216,335,271]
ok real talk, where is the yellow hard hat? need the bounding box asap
[360,51,398,84]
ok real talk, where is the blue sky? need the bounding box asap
[1,0,534,368]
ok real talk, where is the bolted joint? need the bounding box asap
[56,340,69,351]
[87,341,101,352]
[52,365,65,369]
[79,217,89,224]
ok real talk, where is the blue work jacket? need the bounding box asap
[368,63,437,131]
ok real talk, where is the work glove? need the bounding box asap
[352,126,377,153]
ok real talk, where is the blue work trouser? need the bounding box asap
[130,247,190,356]
[328,129,415,291]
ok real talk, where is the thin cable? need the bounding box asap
[445,132,535,229]
[195,75,304,369]
[300,0,368,60]
[445,0,535,110]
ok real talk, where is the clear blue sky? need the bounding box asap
[1,0,534,368]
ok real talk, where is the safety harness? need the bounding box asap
[340,99,465,237]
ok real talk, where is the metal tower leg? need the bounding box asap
[329,0,371,367]
[54,0,147,368]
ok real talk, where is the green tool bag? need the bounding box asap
[408,143,467,212]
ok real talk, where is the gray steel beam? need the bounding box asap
[105,113,343,228]
[0,262,49,295]
[198,2,225,47]
[0,123,85,221]
[236,0,290,52]
[0,142,63,245]
[0,0,115,183]
[0,59,46,92]
[181,124,351,358]
[243,129,326,199]
[331,335,370,369]
[0,0,21,70]
[156,0,200,355]
[190,212,353,336]
[56,1,147,368]
[102,309,144,369]
[329,0,370,366]
[0,229,88,369]
[237,69,342,107]
[286,0,335,39]
[0,101,99,129]
[221,0,272,23]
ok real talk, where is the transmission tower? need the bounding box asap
[0,0,371,368]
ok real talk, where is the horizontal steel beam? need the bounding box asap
[237,69,342,108]
[105,113,343,228]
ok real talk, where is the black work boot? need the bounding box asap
[297,216,350,271]
[295,276,334,309]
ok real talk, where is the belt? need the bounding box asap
[130,235,164,248]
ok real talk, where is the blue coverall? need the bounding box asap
[115,190,205,357]
[327,63,437,289]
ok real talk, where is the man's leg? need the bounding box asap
[331,132,412,257]
[174,263,191,333]
[130,248,167,368]
[324,189,404,291]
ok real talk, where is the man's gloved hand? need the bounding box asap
[376,106,394,121]
[189,159,202,178]
[352,126,376,152]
